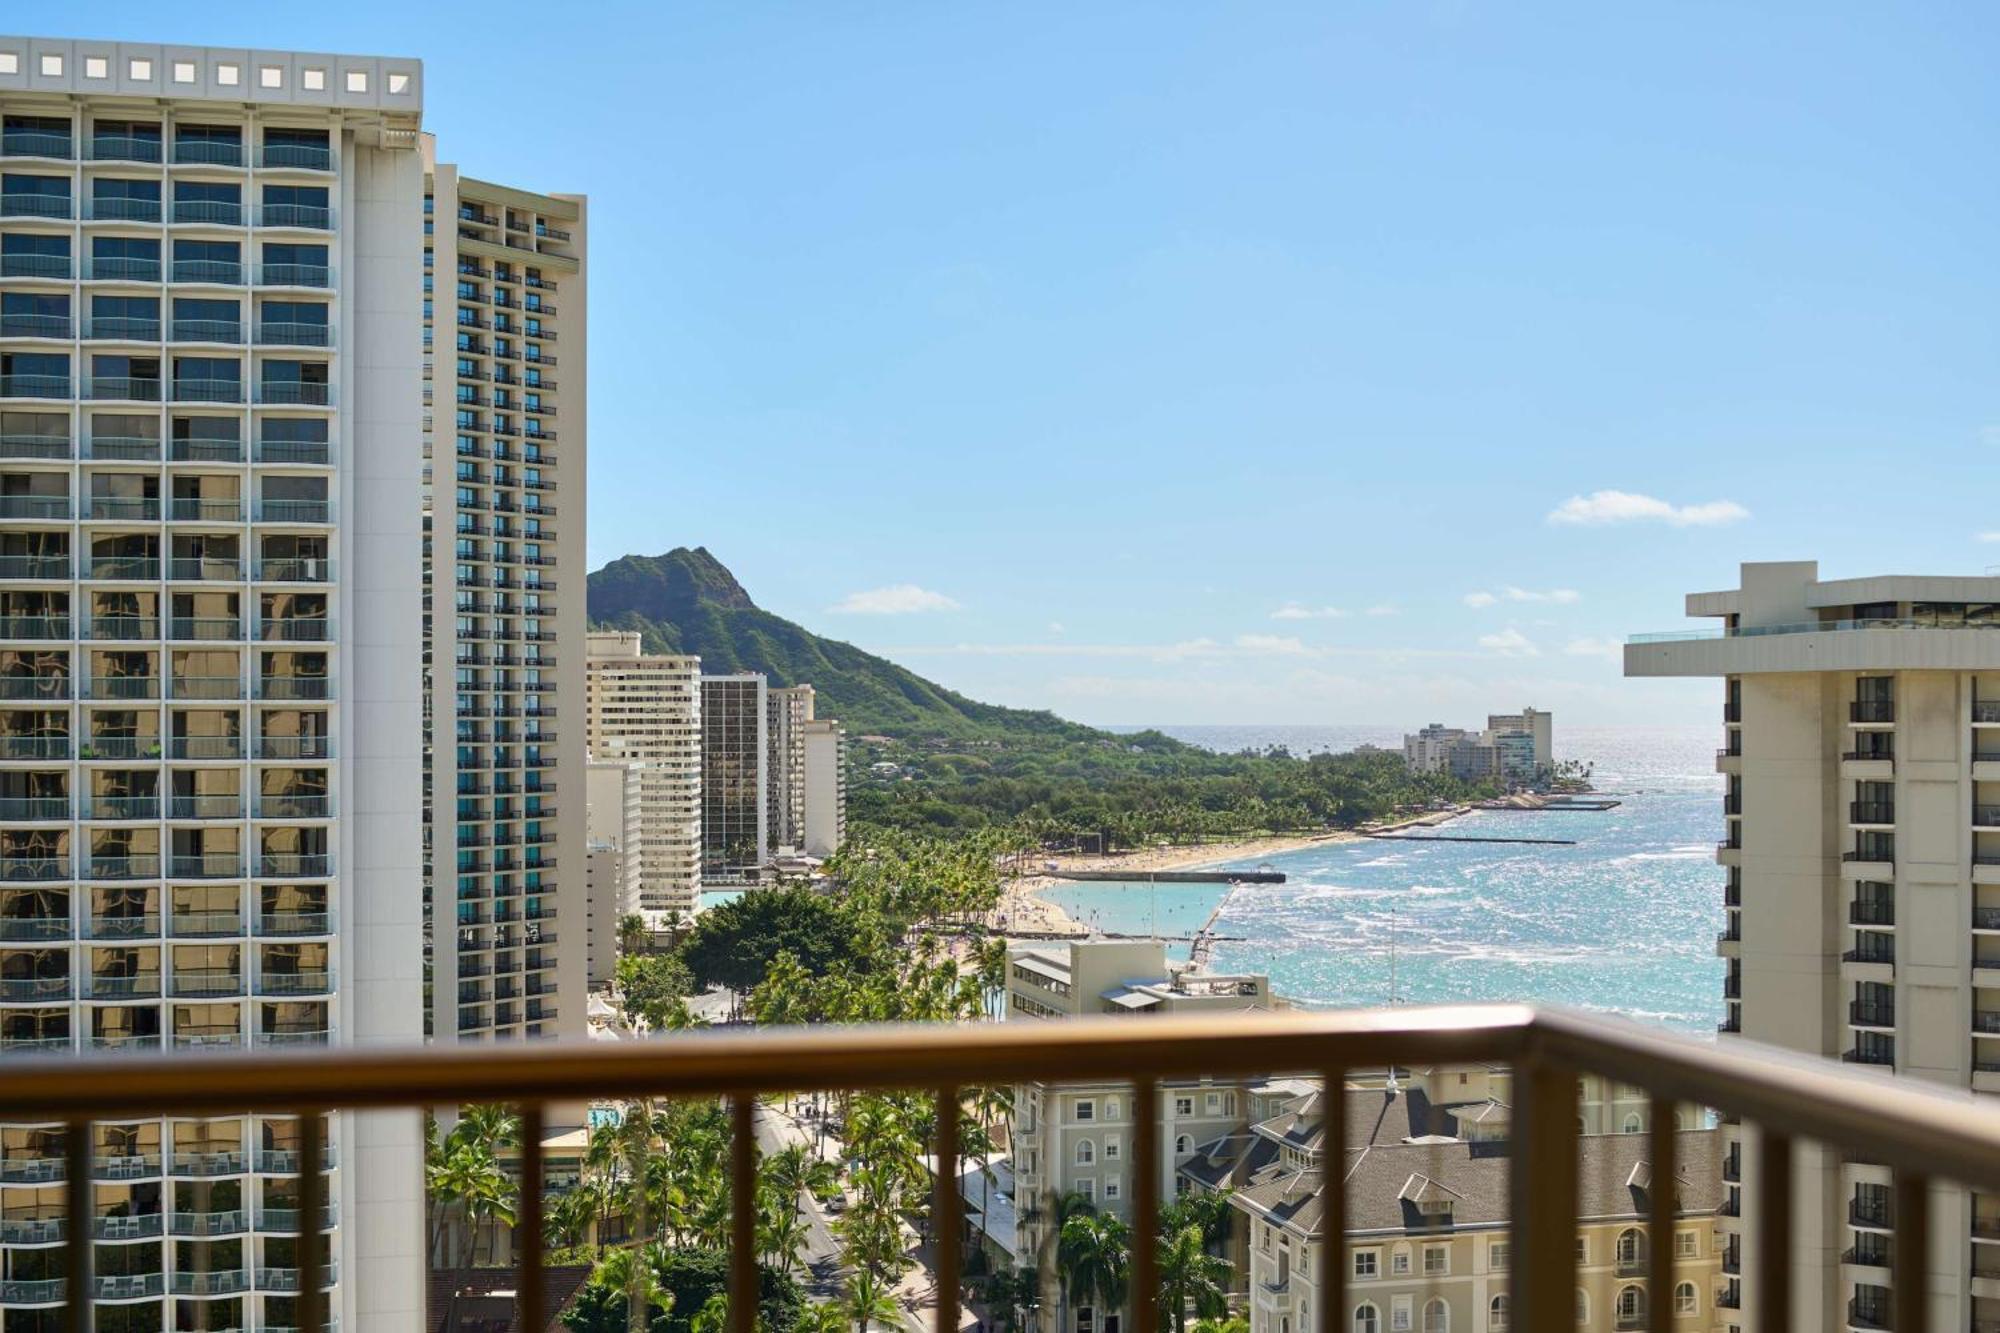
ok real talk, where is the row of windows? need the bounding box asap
[1347,1226,1700,1279]
[0,51,410,96]
[1344,1282,1701,1333]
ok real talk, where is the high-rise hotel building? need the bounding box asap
[700,673,767,885]
[1627,560,2000,1333]
[584,632,701,918]
[419,141,587,1045]
[0,37,427,1332]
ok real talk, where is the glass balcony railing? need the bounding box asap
[257,143,336,172]
[169,319,244,345]
[171,139,245,167]
[0,434,71,461]
[170,199,245,227]
[89,135,164,164]
[258,203,335,230]
[0,253,72,280]
[168,556,243,580]
[82,256,161,282]
[0,313,72,339]
[0,193,74,220]
[3,131,75,160]
[0,374,72,399]
[83,195,163,223]
[82,434,162,460]
[170,378,245,404]
[171,259,245,285]
[255,264,334,289]
[256,321,333,348]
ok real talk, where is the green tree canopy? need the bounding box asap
[679,887,859,993]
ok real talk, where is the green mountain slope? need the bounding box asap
[586,548,1110,743]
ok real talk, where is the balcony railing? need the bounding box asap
[0,1005,1995,1333]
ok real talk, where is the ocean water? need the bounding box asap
[1045,725,1724,1031]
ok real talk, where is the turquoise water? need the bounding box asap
[1043,725,1723,1031]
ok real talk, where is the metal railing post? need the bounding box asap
[519,1104,547,1333]
[730,1093,758,1333]
[299,1107,326,1333]
[1317,1065,1347,1333]
[1132,1076,1159,1333]
[936,1087,963,1333]
[1509,1053,1576,1332]
[64,1117,92,1333]
[1893,1171,1927,1333]
[1756,1130,1791,1333]
[1647,1097,1677,1333]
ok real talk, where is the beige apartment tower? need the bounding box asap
[583,631,701,917]
[1627,560,2000,1332]
[583,758,640,987]
[420,138,586,1047]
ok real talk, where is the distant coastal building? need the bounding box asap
[766,684,813,853]
[583,760,642,986]
[700,673,769,884]
[801,717,847,858]
[584,632,702,916]
[1626,559,2000,1330]
[1403,706,1551,785]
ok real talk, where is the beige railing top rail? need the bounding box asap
[2,1002,1996,1187]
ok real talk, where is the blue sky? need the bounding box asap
[80,3,2000,728]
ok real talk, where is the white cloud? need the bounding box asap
[1365,605,1398,617]
[1563,636,1624,661]
[1048,621,1065,634]
[827,584,962,615]
[1477,628,1540,657]
[1232,634,1308,656]
[1978,532,2000,544]
[1547,489,1749,527]
[1469,586,1581,607]
[1271,603,1349,621]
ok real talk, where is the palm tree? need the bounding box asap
[689,1292,731,1333]
[843,1266,902,1333]
[1058,1211,1130,1331]
[1154,1225,1229,1333]
[797,1302,851,1333]
[617,912,649,958]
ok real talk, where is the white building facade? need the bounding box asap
[0,36,428,1332]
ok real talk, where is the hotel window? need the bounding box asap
[1103,1097,1120,1121]
[1074,1099,1094,1122]
[1674,1230,1698,1259]
[1390,1246,1411,1276]
[1422,1246,1448,1276]
[1175,1096,1194,1117]
[1489,1241,1509,1270]
[1673,1283,1697,1316]
[1075,1140,1093,1166]
[1103,1177,1120,1201]
[1104,1137,1120,1161]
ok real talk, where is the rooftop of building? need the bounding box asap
[0,35,422,123]
[1185,1081,1717,1237]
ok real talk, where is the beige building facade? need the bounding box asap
[421,140,587,1047]
[1627,560,2000,1332]
[583,631,700,917]
[583,758,639,988]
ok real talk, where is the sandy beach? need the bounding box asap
[996,806,1468,938]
